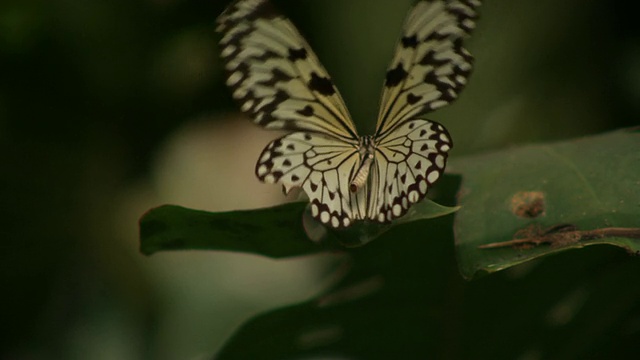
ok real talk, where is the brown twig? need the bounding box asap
[478,227,640,249]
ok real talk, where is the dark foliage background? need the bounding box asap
[2,0,638,358]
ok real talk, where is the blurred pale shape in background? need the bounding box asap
[117,114,336,358]
[152,114,285,211]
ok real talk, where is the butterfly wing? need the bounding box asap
[217,0,359,141]
[218,0,366,228]
[368,119,452,222]
[374,0,480,138]
[367,0,479,223]
[256,132,368,228]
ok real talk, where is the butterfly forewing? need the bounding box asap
[217,0,359,141]
[369,119,452,222]
[374,0,480,138]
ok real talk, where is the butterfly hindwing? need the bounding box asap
[217,0,359,141]
[374,0,480,138]
[255,132,366,228]
[369,119,452,223]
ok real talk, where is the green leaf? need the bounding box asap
[216,219,640,359]
[139,181,459,255]
[139,203,327,258]
[216,216,461,359]
[453,128,640,279]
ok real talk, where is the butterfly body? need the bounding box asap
[218,0,479,228]
[349,136,376,194]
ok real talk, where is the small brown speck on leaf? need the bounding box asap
[511,191,546,218]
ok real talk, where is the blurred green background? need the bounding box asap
[1,0,638,358]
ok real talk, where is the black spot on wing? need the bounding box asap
[309,72,336,95]
[419,49,450,68]
[253,49,280,62]
[235,0,278,22]
[423,70,438,85]
[296,105,314,117]
[401,35,418,48]
[423,30,449,43]
[255,90,289,123]
[288,47,308,61]
[385,63,408,87]
[258,68,294,87]
[407,93,422,105]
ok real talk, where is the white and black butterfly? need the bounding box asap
[217,0,480,228]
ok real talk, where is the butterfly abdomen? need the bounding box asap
[350,153,374,193]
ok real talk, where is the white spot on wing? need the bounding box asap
[227,71,243,86]
[430,100,448,109]
[241,99,254,112]
[427,170,440,184]
[221,44,236,57]
[419,180,427,193]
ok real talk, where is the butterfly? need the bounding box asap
[217,0,480,228]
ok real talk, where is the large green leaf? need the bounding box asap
[216,220,640,359]
[215,217,460,359]
[453,128,640,279]
[139,203,325,258]
[139,186,459,256]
